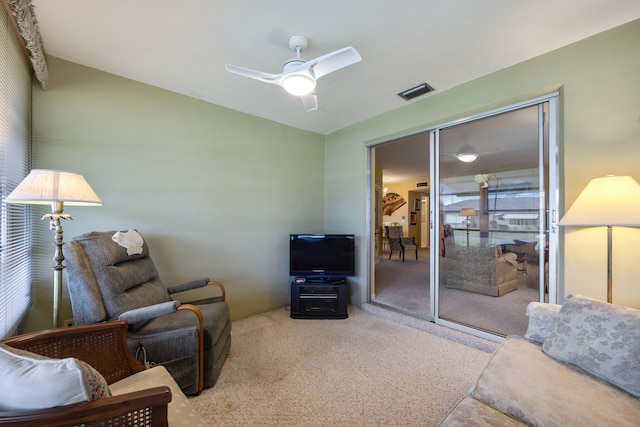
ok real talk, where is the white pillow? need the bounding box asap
[0,343,111,411]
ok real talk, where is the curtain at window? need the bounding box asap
[0,2,32,338]
[3,0,47,89]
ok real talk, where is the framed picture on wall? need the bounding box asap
[410,212,417,225]
[414,198,420,210]
[383,192,407,215]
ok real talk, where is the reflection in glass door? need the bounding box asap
[434,99,557,338]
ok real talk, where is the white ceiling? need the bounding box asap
[30,1,640,136]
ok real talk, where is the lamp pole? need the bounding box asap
[606,226,612,303]
[460,208,476,247]
[43,201,72,328]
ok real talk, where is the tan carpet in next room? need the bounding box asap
[189,305,494,426]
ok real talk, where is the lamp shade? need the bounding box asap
[559,175,640,226]
[4,169,102,206]
[460,208,476,217]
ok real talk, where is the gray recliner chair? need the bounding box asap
[63,229,231,395]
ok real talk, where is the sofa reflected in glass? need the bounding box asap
[442,231,519,297]
[441,225,519,297]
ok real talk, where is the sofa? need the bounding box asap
[0,320,207,426]
[443,236,519,296]
[439,294,640,426]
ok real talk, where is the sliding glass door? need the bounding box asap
[368,94,558,340]
[433,97,558,339]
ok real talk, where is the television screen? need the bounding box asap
[289,234,355,278]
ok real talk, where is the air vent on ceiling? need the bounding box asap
[398,83,435,101]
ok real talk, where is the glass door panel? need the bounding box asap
[436,104,548,337]
[370,134,431,319]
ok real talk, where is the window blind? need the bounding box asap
[0,3,32,339]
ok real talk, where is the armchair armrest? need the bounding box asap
[0,386,171,427]
[499,252,518,266]
[176,304,205,392]
[118,301,180,331]
[167,278,209,294]
[524,302,562,344]
[0,321,172,426]
[2,321,142,384]
[165,278,227,393]
[168,278,226,302]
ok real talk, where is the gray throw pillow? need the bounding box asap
[542,294,640,397]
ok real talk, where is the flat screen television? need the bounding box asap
[289,234,355,279]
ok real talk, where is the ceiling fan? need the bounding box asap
[225,35,362,112]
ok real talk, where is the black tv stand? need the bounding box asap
[290,278,348,319]
[305,277,346,284]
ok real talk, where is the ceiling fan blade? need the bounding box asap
[305,46,362,80]
[301,93,318,112]
[225,63,283,85]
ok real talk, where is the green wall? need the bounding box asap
[25,56,325,332]
[326,19,640,309]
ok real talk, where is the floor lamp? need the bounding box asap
[460,208,476,247]
[559,175,640,303]
[4,169,102,327]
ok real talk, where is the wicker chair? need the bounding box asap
[0,321,170,427]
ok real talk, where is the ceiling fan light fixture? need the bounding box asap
[456,145,478,162]
[282,73,316,96]
[457,153,478,163]
[225,34,360,109]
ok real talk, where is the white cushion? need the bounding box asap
[0,343,110,411]
[470,336,640,427]
[110,365,206,427]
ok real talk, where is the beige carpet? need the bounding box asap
[373,248,538,337]
[189,305,494,426]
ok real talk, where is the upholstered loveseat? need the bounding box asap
[439,294,640,426]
